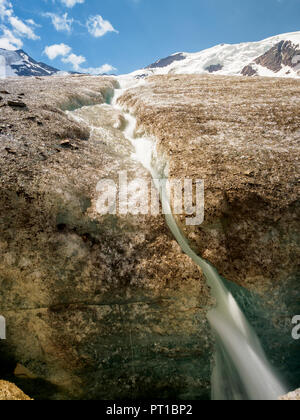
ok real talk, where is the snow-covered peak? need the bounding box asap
[0,48,59,78]
[263,31,300,45]
[130,31,300,79]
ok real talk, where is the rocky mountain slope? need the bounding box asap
[0,49,59,77]
[130,32,300,79]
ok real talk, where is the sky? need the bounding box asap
[0,0,299,75]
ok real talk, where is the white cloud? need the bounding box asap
[0,0,13,21]
[87,15,118,38]
[0,0,39,46]
[60,0,85,7]
[44,43,71,60]
[8,16,40,40]
[43,41,116,75]
[26,19,41,28]
[44,12,73,32]
[81,64,117,75]
[0,26,23,50]
[62,53,86,71]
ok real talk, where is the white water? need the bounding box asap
[110,84,287,400]
[161,183,286,400]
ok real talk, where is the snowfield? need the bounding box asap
[126,31,300,80]
[1,31,300,80]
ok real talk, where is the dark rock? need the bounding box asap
[135,74,148,79]
[206,64,223,73]
[59,140,79,150]
[147,53,186,69]
[11,50,59,77]
[7,100,27,108]
[5,147,17,155]
[241,65,258,76]
[254,40,300,73]
[39,152,48,161]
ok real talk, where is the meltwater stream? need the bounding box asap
[110,85,287,401]
[69,83,287,400]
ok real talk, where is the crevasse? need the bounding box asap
[68,79,287,400]
[111,82,287,401]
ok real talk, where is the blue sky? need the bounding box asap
[0,0,299,74]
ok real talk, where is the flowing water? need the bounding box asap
[69,83,288,400]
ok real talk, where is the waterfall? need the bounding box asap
[110,85,287,400]
[163,205,287,400]
[0,56,6,78]
[68,81,288,400]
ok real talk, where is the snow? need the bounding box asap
[1,31,300,80]
[129,31,300,80]
[0,48,59,77]
[0,48,22,77]
[292,55,300,64]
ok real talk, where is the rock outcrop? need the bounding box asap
[0,380,32,400]
[146,53,186,69]
[255,41,300,73]
[205,64,223,73]
[241,65,257,76]
[279,388,300,401]
[242,40,300,77]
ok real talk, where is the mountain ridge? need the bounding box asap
[133,31,300,79]
[1,31,300,79]
[0,48,59,77]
